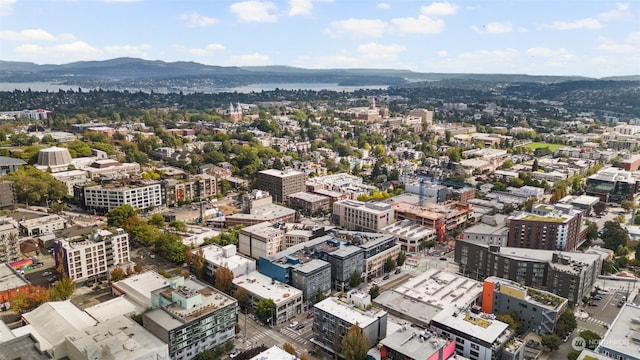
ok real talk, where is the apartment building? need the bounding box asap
[482,277,568,334]
[306,173,376,200]
[143,277,237,360]
[0,216,19,263]
[335,231,400,281]
[392,201,474,243]
[455,239,601,304]
[381,219,436,253]
[333,200,395,232]
[312,292,387,358]
[287,191,331,215]
[257,169,306,203]
[78,181,164,212]
[197,244,256,284]
[507,210,582,251]
[238,221,285,260]
[54,228,130,283]
[163,174,217,207]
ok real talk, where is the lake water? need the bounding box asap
[0,82,389,93]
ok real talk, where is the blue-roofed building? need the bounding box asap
[0,156,26,176]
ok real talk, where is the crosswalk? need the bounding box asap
[281,327,308,345]
[580,316,610,328]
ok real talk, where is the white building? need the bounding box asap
[54,228,130,283]
[233,271,303,325]
[82,181,163,212]
[112,271,171,309]
[333,200,395,232]
[238,221,285,259]
[19,214,67,237]
[381,219,436,253]
[198,243,257,280]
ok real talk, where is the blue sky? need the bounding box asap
[1,0,639,77]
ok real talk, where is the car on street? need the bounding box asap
[383,274,390,280]
[306,312,314,318]
[42,271,52,277]
[562,334,571,342]
[47,276,56,282]
[394,268,401,274]
[229,351,239,359]
[439,257,447,261]
[295,323,305,331]
[588,302,598,306]
[289,321,298,328]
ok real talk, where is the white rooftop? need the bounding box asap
[0,263,29,290]
[431,304,509,345]
[596,303,640,358]
[199,243,256,277]
[249,345,298,360]
[84,296,145,322]
[112,271,170,308]
[314,296,386,329]
[233,271,302,305]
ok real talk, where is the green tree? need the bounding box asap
[106,204,138,228]
[555,309,577,336]
[169,220,187,232]
[2,166,67,204]
[369,285,380,299]
[314,288,326,304]
[65,139,93,157]
[193,247,206,280]
[540,334,562,351]
[396,251,407,267]
[214,266,234,294]
[601,220,630,251]
[496,312,521,334]
[341,323,370,360]
[586,221,599,242]
[532,158,539,172]
[148,213,166,228]
[579,330,601,350]
[567,350,581,360]
[384,256,396,273]
[235,287,250,313]
[255,298,276,324]
[349,269,362,288]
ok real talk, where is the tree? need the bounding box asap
[314,288,326,304]
[420,239,436,255]
[148,213,166,228]
[396,251,406,267]
[235,287,250,313]
[555,309,577,336]
[532,158,539,172]
[169,220,187,232]
[586,221,599,242]
[283,342,296,355]
[214,266,234,294]
[567,350,582,360]
[369,285,380,299]
[110,267,126,282]
[11,287,49,314]
[621,200,636,212]
[107,204,138,228]
[299,353,311,360]
[540,334,561,351]
[384,256,396,273]
[48,276,75,300]
[593,201,607,216]
[255,298,276,324]
[341,323,370,360]
[496,312,521,334]
[2,166,68,204]
[601,220,629,251]
[579,330,601,350]
[349,269,362,288]
[65,139,92,157]
[193,247,206,280]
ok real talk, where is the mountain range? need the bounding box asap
[1,57,638,89]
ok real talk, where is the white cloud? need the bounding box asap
[356,42,406,55]
[179,12,218,28]
[189,43,226,56]
[13,41,102,60]
[517,27,528,33]
[626,32,640,44]
[526,47,574,59]
[376,2,390,9]
[471,21,513,34]
[0,0,15,16]
[0,29,76,42]
[596,36,639,54]
[229,52,270,65]
[421,2,458,15]
[598,3,630,22]
[392,15,445,34]
[541,18,602,30]
[53,41,100,55]
[104,44,152,58]
[288,0,312,16]
[230,1,278,23]
[325,19,388,38]
[437,50,448,57]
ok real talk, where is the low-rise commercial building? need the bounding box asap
[19,214,67,237]
[143,277,237,360]
[225,204,296,228]
[233,271,303,325]
[586,167,639,203]
[461,214,509,246]
[112,271,172,309]
[595,303,640,359]
[333,200,395,232]
[379,326,457,360]
[312,292,387,358]
[0,263,31,309]
[287,191,331,215]
[381,219,436,254]
[238,221,285,260]
[197,243,256,284]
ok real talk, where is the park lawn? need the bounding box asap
[524,142,566,152]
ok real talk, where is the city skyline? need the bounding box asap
[0,0,639,78]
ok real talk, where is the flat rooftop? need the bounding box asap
[380,327,450,360]
[233,271,302,305]
[227,204,295,220]
[0,263,29,289]
[374,268,483,325]
[596,303,640,358]
[381,220,436,241]
[112,271,171,307]
[315,296,386,328]
[259,169,304,178]
[432,304,509,345]
[159,280,236,323]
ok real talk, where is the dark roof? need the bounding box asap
[0,156,26,166]
[0,334,53,359]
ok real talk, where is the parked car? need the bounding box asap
[229,351,239,359]
[306,312,314,319]
[47,276,56,282]
[42,271,52,277]
[394,268,401,274]
[588,302,598,307]
[295,323,306,330]
[383,274,390,280]
[289,321,298,328]
[562,334,571,343]
[439,257,447,261]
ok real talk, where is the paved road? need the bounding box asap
[237,312,316,358]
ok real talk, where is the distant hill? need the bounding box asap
[1,57,637,89]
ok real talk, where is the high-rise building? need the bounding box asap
[257,169,305,203]
[78,181,164,212]
[507,210,582,251]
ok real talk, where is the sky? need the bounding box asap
[1,0,639,78]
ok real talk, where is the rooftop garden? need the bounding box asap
[464,312,491,328]
[528,288,564,307]
[521,215,567,223]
